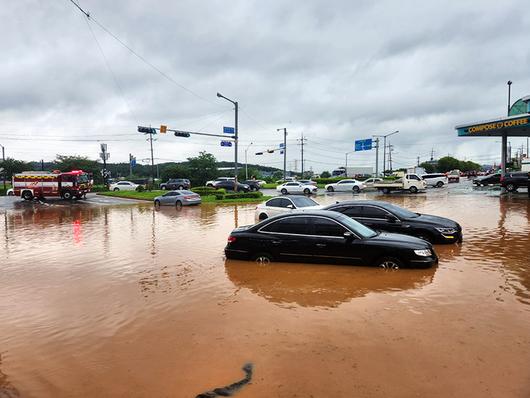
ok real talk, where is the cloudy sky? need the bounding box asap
[1,0,529,172]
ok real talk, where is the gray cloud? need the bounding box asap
[0,0,529,171]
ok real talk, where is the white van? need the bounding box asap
[421,173,448,188]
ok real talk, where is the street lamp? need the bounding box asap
[245,142,253,180]
[217,92,239,184]
[277,128,287,181]
[373,130,399,176]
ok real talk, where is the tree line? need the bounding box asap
[0,152,284,186]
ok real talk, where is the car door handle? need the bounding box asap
[316,243,326,248]
[271,240,282,245]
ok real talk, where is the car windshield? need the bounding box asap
[382,203,419,218]
[290,197,319,207]
[181,190,195,195]
[335,214,377,238]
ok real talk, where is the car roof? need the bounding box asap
[256,209,346,223]
[323,200,395,209]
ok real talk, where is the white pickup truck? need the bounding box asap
[373,174,426,194]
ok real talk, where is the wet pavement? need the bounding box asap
[1,183,529,397]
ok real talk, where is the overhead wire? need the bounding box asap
[67,0,222,108]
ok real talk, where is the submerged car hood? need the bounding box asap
[409,214,459,229]
[369,232,431,249]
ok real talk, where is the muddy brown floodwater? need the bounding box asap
[1,190,529,397]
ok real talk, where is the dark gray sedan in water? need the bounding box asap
[225,210,438,269]
[154,190,201,207]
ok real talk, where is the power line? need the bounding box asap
[67,0,221,107]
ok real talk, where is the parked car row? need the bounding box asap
[226,196,464,269]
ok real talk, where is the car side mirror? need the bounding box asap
[286,204,294,209]
[343,231,354,241]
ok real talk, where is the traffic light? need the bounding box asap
[138,126,156,134]
[174,131,191,138]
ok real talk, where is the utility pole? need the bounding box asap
[374,131,398,176]
[374,138,379,177]
[277,128,287,181]
[40,159,44,171]
[298,134,307,178]
[99,143,110,185]
[430,148,435,161]
[388,144,394,172]
[149,133,155,185]
[217,93,239,187]
[129,153,133,177]
[244,142,253,180]
[1,144,5,190]
[502,80,512,177]
[417,156,420,167]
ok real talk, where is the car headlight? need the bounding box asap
[414,249,432,257]
[435,227,457,234]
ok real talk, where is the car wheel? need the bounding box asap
[206,184,213,188]
[436,181,444,188]
[327,186,334,192]
[113,188,119,191]
[175,200,183,209]
[303,188,311,195]
[22,191,33,201]
[62,190,73,200]
[7,191,14,196]
[162,186,167,190]
[352,186,360,193]
[377,257,402,270]
[382,188,390,194]
[506,183,517,192]
[154,200,160,207]
[409,186,418,194]
[178,185,184,190]
[258,213,268,221]
[254,252,273,264]
[281,188,288,195]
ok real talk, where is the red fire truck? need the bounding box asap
[12,170,92,200]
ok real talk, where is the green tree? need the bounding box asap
[436,156,460,173]
[320,170,331,178]
[419,162,437,173]
[54,155,102,183]
[186,152,218,186]
[160,164,190,181]
[0,157,31,179]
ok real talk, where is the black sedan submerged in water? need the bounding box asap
[323,200,462,244]
[225,210,438,269]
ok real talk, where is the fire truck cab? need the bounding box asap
[13,170,92,201]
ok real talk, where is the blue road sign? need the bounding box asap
[130,158,136,167]
[220,140,233,147]
[279,143,284,148]
[223,126,235,134]
[355,138,373,151]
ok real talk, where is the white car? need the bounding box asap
[362,177,383,187]
[255,196,322,220]
[109,181,139,191]
[206,177,234,187]
[421,173,448,188]
[276,182,318,195]
[325,179,365,193]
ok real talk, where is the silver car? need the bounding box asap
[154,190,201,207]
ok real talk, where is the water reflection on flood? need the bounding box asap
[0,192,530,397]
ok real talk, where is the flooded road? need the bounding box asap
[1,190,529,397]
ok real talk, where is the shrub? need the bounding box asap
[90,184,109,192]
[224,192,263,199]
[136,185,145,192]
[192,186,226,195]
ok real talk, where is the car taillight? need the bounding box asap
[227,236,237,243]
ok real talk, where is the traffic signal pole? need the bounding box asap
[1,144,5,191]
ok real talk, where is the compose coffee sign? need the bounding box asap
[466,117,529,134]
